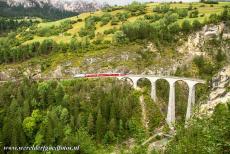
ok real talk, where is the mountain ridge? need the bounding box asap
[5,0,102,12]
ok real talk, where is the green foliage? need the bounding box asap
[189,10,199,18]
[188,3,193,10]
[193,55,219,79]
[144,14,161,22]
[0,35,100,64]
[168,22,181,34]
[96,109,106,142]
[216,50,226,63]
[221,8,230,21]
[100,13,112,26]
[0,17,34,34]
[0,79,143,151]
[175,8,188,18]
[192,19,202,30]
[129,145,148,154]
[122,13,180,42]
[166,102,230,154]
[209,13,220,24]
[104,28,117,35]
[116,12,129,21]
[153,4,171,13]
[78,16,100,38]
[111,17,120,25]
[113,31,129,44]
[126,1,146,16]
[22,117,37,138]
[181,19,191,32]
[144,95,164,130]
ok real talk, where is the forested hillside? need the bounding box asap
[0,1,79,20]
[0,79,143,153]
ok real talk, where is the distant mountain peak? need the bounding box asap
[6,0,102,12]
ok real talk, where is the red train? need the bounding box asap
[74,73,126,78]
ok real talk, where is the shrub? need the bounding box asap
[200,4,205,7]
[188,4,193,10]
[192,19,202,30]
[209,13,220,24]
[78,27,88,37]
[36,20,73,37]
[168,22,181,34]
[153,4,171,13]
[104,28,117,35]
[113,31,128,44]
[100,13,112,26]
[144,14,161,22]
[126,1,146,15]
[176,8,188,18]
[116,12,129,21]
[111,17,120,25]
[220,8,230,21]
[181,20,191,32]
[189,10,199,18]
[77,18,83,22]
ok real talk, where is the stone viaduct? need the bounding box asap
[116,75,206,126]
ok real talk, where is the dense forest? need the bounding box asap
[0,79,143,153]
[0,17,35,35]
[0,1,78,21]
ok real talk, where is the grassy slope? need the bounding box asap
[22,2,230,44]
[1,2,229,75]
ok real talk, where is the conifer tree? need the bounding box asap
[109,118,117,134]
[23,100,30,118]
[55,84,64,104]
[96,109,106,142]
[87,113,94,135]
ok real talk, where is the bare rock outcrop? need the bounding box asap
[0,72,10,80]
[201,65,230,115]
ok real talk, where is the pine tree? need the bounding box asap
[60,108,69,124]
[109,118,117,134]
[11,127,18,146]
[8,99,18,116]
[87,113,94,135]
[45,116,54,145]
[110,104,116,120]
[118,119,124,139]
[96,109,106,142]
[2,119,12,146]
[55,84,64,104]
[47,89,55,105]
[23,100,30,118]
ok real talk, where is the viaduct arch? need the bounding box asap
[117,75,205,127]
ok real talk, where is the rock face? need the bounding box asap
[53,66,62,78]
[201,65,230,115]
[178,23,227,55]
[0,72,10,80]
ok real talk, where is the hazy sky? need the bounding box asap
[83,0,199,5]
